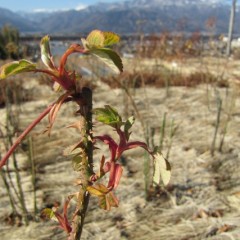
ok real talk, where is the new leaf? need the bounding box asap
[153,153,171,186]
[94,105,123,128]
[85,30,120,48]
[86,29,105,48]
[87,184,119,210]
[103,31,120,46]
[40,35,55,69]
[124,116,135,141]
[0,60,36,79]
[82,30,123,73]
[90,48,123,73]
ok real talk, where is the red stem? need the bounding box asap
[35,69,58,78]
[0,103,54,169]
[59,44,86,74]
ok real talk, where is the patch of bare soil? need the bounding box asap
[1,57,240,240]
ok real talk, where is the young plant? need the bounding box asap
[0,30,171,240]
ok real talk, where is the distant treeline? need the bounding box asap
[0,25,20,60]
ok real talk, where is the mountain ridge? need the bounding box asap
[0,0,237,34]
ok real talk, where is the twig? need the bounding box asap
[0,103,54,168]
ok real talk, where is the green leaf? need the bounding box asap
[86,29,105,48]
[99,195,109,210]
[40,35,55,69]
[87,184,119,210]
[83,30,120,49]
[103,32,120,46]
[41,208,57,221]
[90,48,123,73]
[153,153,171,186]
[87,186,103,197]
[82,30,123,73]
[93,105,122,128]
[107,191,119,208]
[72,154,83,171]
[87,184,109,197]
[124,116,135,140]
[152,146,160,155]
[0,59,36,79]
[99,191,119,210]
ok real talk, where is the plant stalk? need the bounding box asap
[72,87,93,240]
[159,112,167,152]
[5,90,29,225]
[211,96,222,156]
[28,136,37,215]
[0,168,17,213]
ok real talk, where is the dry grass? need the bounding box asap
[100,70,228,89]
[0,56,240,240]
[0,77,33,108]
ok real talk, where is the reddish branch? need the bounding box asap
[0,103,54,168]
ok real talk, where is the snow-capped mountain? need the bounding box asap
[129,0,226,7]
[86,0,230,11]
[0,0,237,34]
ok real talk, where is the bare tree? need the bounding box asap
[226,0,237,57]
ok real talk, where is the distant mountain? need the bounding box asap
[0,0,238,34]
[17,11,55,24]
[39,0,237,34]
[0,7,38,32]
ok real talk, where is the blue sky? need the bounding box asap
[0,0,123,12]
[0,0,232,12]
